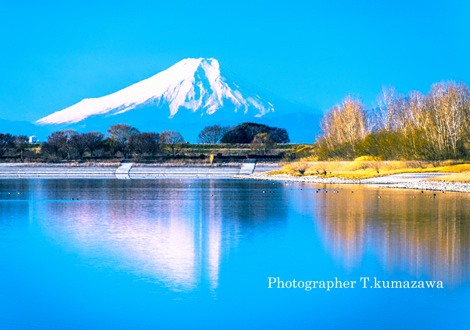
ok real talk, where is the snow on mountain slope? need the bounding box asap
[36,58,274,125]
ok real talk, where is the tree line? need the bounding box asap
[0,122,290,162]
[317,81,470,160]
[9,80,467,163]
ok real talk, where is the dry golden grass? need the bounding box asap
[270,160,470,180]
[432,164,470,173]
[429,172,470,183]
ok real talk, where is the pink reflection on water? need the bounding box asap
[40,194,224,292]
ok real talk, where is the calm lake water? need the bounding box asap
[0,179,469,329]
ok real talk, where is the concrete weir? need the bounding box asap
[115,162,133,179]
[114,159,270,179]
[238,159,257,175]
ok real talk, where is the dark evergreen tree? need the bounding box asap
[221,122,290,144]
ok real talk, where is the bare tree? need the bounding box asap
[425,82,470,158]
[107,124,140,145]
[129,132,160,157]
[43,130,78,160]
[319,96,369,156]
[106,124,140,158]
[251,133,275,155]
[159,130,185,156]
[197,125,229,144]
[401,91,427,158]
[70,131,104,159]
[14,135,28,161]
[0,133,14,158]
[373,86,405,132]
[82,131,105,158]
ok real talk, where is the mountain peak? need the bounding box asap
[37,57,274,125]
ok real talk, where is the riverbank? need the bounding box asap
[244,172,470,193]
[0,162,281,179]
[1,162,470,193]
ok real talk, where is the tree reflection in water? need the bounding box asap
[314,187,470,285]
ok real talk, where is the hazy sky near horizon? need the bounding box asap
[0,0,469,122]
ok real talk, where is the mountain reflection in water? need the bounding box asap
[1,179,469,329]
[32,179,288,291]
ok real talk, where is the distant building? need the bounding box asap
[28,136,38,144]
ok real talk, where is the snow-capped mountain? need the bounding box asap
[37,58,274,125]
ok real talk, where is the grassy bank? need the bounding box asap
[271,158,470,180]
[1,143,296,163]
[429,172,470,183]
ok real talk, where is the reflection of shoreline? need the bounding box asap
[240,173,470,193]
[314,188,470,285]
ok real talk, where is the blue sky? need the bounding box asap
[1,0,469,122]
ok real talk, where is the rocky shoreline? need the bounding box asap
[243,173,470,193]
